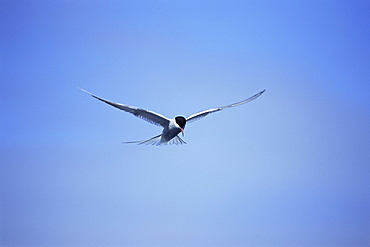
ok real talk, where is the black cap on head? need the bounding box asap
[175,116,186,129]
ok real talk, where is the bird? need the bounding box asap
[80,88,265,145]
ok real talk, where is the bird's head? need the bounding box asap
[175,116,186,136]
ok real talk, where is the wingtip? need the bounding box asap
[79,88,100,100]
[78,87,92,95]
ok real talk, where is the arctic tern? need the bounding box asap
[81,88,265,145]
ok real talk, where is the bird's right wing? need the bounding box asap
[80,89,170,128]
[186,89,265,123]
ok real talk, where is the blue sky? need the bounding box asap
[1,1,369,246]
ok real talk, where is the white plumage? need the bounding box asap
[81,88,265,145]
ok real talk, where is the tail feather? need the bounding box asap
[122,135,186,146]
[122,134,186,146]
[169,135,187,145]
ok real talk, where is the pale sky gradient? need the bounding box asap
[1,1,369,246]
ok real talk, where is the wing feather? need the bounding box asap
[80,89,170,127]
[186,89,265,123]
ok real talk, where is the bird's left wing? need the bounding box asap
[186,89,265,123]
[80,89,170,127]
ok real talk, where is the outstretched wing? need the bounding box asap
[186,89,265,123]
[80,88,170,128]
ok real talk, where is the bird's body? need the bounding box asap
[81,89,265,145]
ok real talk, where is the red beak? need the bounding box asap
[180,128,185,136]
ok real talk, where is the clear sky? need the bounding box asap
[1,1,369,246]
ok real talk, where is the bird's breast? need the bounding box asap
[162,126,181,141]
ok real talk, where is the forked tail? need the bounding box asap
[122,134,186,146]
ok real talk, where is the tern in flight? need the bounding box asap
[81,89,265,145]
